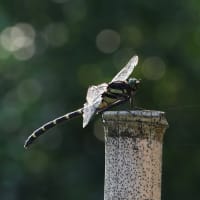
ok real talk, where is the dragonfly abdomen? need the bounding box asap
[24,108,83,148]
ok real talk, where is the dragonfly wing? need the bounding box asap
[83,101,99,128]
[83,83,108,128]
[86,83,108,104]
[111,55,138,82]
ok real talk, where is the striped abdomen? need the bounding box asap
[24,108,83,148]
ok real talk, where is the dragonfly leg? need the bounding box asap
[134,106,146,110]
[103,92,129,100]
[97,97,129,114]
[129,90,137,108]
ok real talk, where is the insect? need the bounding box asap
[24,55,140,148]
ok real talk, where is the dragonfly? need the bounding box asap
[24,55,140,148]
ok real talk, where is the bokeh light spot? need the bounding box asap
[141,57,166,80]
[0,23,36,60]
[0,27,16,52]
[43,22,69,47]
[13,44,35,60]
[96,29,120,54]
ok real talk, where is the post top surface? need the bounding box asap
[102,110,169,127]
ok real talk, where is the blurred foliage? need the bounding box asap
[0,0,199,199]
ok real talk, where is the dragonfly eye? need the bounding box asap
[128,78,140,88]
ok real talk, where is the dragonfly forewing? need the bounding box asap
[111,55,138,82]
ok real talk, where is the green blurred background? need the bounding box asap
[0,0,199,199]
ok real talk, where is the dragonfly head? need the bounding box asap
[127,78,140,90]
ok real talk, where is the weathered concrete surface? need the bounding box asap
[102,110,168,200]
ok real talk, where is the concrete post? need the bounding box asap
[102,110,168,200]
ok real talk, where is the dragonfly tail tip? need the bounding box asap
[24,140,30,149]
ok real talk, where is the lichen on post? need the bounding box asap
[102,110,168,200]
